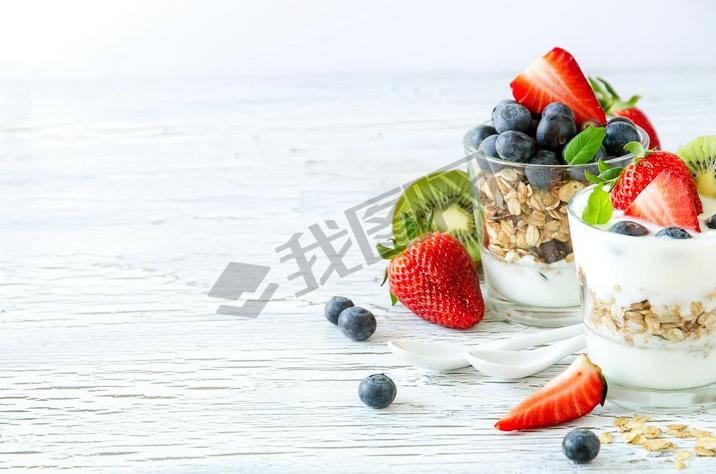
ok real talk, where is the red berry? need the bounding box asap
[611,151,702,213]
[388,233,484,330]
[510,47,606,126]
[625,171,701,232]
[495,354,606,431]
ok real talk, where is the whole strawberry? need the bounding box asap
[611,148,702,213]
[589,76,661,149]
[379,232,484,329]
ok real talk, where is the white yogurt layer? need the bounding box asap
[587,328,716,390]
[481,252,580,308]
[569,189,716,313]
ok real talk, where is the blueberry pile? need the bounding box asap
[562,428,600,464]
[324,296,377,341]
[609,221,695,239]
[471,100,641,187]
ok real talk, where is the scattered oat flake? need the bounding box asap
[695,447,716,457]
[622,432,646,445]
[632,415,652,424]
[639,425,662,438]
[667,424,689,431]
[674,460,686,470]
[691,429,713,438]
[615,417,630,427]
[696,437,716,450]
[642,439,674,451]
[675,450,693,461]
[599,431,614,444]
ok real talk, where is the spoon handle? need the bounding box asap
[477,323,584,351]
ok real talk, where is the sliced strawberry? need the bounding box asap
[625,171,701,232]
[611,151,702,214]
[510,47,606,126]
[495,354,606,431]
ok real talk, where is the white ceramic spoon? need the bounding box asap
[387,323,583,372]
[464,333,586,380]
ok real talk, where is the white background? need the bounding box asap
[0,0,714,81]
[3,1,716,472]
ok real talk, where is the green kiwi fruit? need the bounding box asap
[677,136,716,198]
[392,170,480,261]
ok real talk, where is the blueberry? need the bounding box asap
[536,113,577,150]
[609,221,649,236]
[324,296,354,325]
[526,150,562,189]
[707,214,716,230]
[536,239,571,263]
[563,429,600,464]
[358,374,397,409]
[607,116,635,126]
[567,146,607,182]
[468,124,497,150]
[542,102,574,120]
[529,117,539,136]
[603,120,640,156]
[338,307,376,341]
[656,227,692,239]
[479,133,498,157]
[496,131,534,162]
[492,101,532,133]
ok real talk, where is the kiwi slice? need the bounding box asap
[392,170,480,261]
[677,136,716,198]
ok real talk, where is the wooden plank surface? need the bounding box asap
[2,72,716,472]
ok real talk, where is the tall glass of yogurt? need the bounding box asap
[568,185,716,409]
[465,124,649,326]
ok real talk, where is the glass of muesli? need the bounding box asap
[465,124,648,326]
[568,185,716,410]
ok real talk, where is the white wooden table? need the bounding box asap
[2,72,716,472]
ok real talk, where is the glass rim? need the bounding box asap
[463,120,650,169]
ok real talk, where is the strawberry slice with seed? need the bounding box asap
[495,354,606,431]
[625,171,701,232]
[510,47,606,126]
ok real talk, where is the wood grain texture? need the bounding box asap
[2,72,716,472]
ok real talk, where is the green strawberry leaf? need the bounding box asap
[582,186,613,225]
[390,292,398,306]
[624,141,646,158]
[376,242,405,260]
[598,167,623,182]
[564,127,606,165]
[585,172,602,184]
[381,267,388,286]
[597,77,621,100]
[597,158,609,174]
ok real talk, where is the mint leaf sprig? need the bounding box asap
[580,140,646,225]
[582,186,613,225]
[564,127,606,165]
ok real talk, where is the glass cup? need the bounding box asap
[464,124,649,326]
[567,185,716,410]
